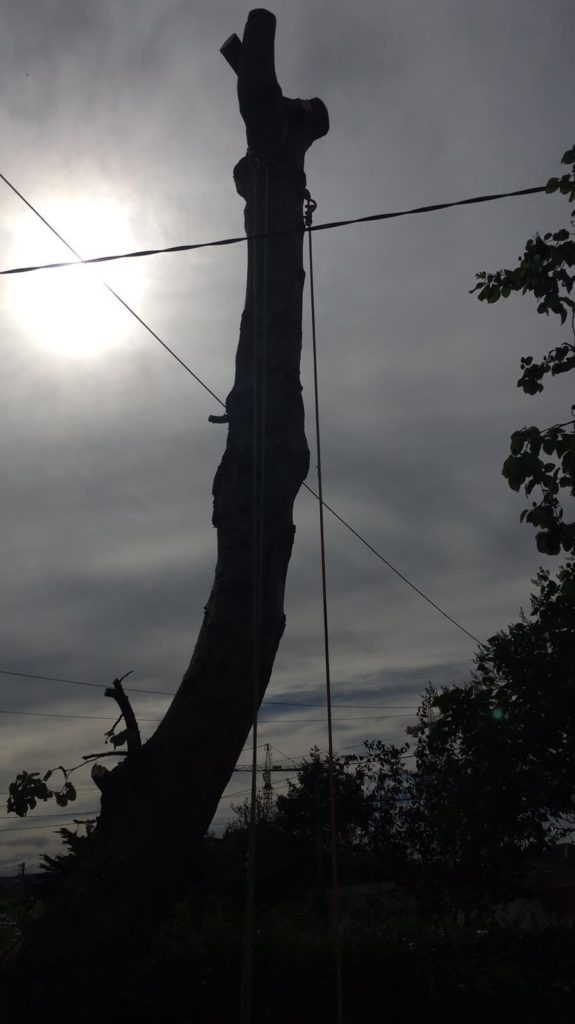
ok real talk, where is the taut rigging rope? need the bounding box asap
[305,190,344,1024]
[240,155,270,1024]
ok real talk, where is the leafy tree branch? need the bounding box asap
[472,144,575,554]
[6,671,138,817]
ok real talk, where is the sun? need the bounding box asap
[2,192,146,359]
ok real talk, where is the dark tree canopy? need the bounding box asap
[407,561,575,914]
[16,559,575,931]
[275,748,371,849]
[264,563,575,917]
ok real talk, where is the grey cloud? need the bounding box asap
[1,0,573,868]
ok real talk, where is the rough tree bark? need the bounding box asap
[0,9,328,1021]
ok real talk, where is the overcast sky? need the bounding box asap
[0,0,573,873]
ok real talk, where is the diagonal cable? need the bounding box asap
[1,171,481,646]
[0,183,547,277]
[303,485,482,645]
[0,172,224,407]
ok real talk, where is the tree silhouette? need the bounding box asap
[0,11,328,1020]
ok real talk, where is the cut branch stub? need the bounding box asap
[104,673,141,753]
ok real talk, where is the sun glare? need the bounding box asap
[4,194,146,359]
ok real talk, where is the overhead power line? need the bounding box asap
[0,183,547,277]
[0,810,99,821]
[0,821,98,833]
[0,780,295,831]
[0,707,414,724]
[0,173,224,406]
[303,486,482,645]
[220,779,293,803]
[0,789,95,799]
[0,667,171,695]
[266,699,417,708]
[0,708,159,722]
[0,668,419,708]
[0,172,483,646]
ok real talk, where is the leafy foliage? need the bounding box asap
[5,671,135,817]
[472,144,575,553]
[128,890,575,1023]
[408,561,575,915]
[274,747,371,848]
[241,564,575,918]
[7,566,575,927]
[7,769,77,817]
[39,818,97,883]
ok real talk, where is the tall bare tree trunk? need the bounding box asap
[0,10,328,1021]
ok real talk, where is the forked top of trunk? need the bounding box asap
[228,8,329,176]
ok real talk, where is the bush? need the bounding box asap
[119,898,575,1023]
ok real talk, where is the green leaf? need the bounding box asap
[545,177,559,193]
[502,455,527,492]
[536,530,561,556]
[526,506,555,529]
[510,431,525,455]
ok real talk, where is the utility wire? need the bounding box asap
[0,173,482,646]
[220,779,292,803]
[304,485,482,646]
[0,821,99,833]
[0,184,547,278]
[0,789,95,798]
[0,172,224,407]
[0,667,172,695]
[0,708,159,722]
[265,700,418,709]
[269,744,305,768]
[254,713,415,723]
[0,708,411,724]
[0,667,420,708]
[0,707,414,723]
[0,810,98,821]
